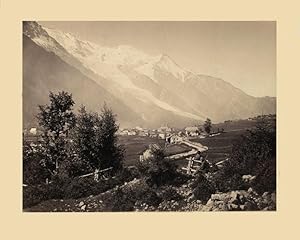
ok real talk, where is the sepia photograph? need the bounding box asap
[22,21,276,212]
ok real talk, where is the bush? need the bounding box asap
[214,117,276,193]
[107,180,161,211]
[137,145,180,186]
[23,185,49,208]
[158,186,183,202]
[23,165,140,209]
[115,166,140,182]
[59,156,93,179]
[253,157,276,194]
[23,142,51,185]
[23,175,67,209]
[191,174,215,203]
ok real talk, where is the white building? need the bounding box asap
[29,128,37,135]
[185,126,199,136]
[158,133,166,139]
[166,135,183,144]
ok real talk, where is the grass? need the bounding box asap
[165,144,191,156]
[118,136,165,166]
[119,136,192,166]
[190,130,248,163]
[119,129,249,167]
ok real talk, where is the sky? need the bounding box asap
[40,21,276,97]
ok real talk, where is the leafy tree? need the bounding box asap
[96,104,124,171]
[203,118,212,134]
[36,91,76,174]
[72,106,99,169]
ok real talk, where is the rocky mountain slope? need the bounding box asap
[23,35,143,128]
[23,21,276,128]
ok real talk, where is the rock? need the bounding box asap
[229,191,239,204]
[227,203,239,210]
[244,201,257,211]
[211,193,228,201]
[79,201,85,207]
[220,203,229,211]
[196,200,202,204]
[242,175,256,183]
[248,187,253,193]
[81,205,86,211]
[250,175,256,181]
[239,190,249,198]
[262,192,269,198]
[239,194,246,204]
[271,193,276,203]
[206,199,213,206]
[187,194,196,203]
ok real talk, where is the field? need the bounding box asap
[190,130,248,164]
[119,135,192,166]
[118,120,257,167]
[118,119,261,167]
[25,118,265,167]
[118,136,165,166]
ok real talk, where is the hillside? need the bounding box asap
[23,35,143,128]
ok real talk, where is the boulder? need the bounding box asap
[244,201,258,211]
[271,193,276,203]
[211,193,230,202]
[229,191,240,204]
[206,199,214,206]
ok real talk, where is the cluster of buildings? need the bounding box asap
[118,125,208,140]
[118,126,175,139]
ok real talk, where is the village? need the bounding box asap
[118,125,221,139]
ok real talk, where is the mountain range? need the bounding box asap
[23,21,276,128]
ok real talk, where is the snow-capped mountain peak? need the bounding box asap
[23,21,276,128]
[155,54,188,82]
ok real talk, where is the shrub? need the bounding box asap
[115,166,140,182]
[23,142,51,185]
[158,186,183,202]
[59,155,93,179]
[23,176,67,209]
[107,180,161,211]
[214,117,276,193]
[191,174,215,203]
[252,157,276,194]
[63,177,95,199]
[23,185,49,208]
[137,145,179,186]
